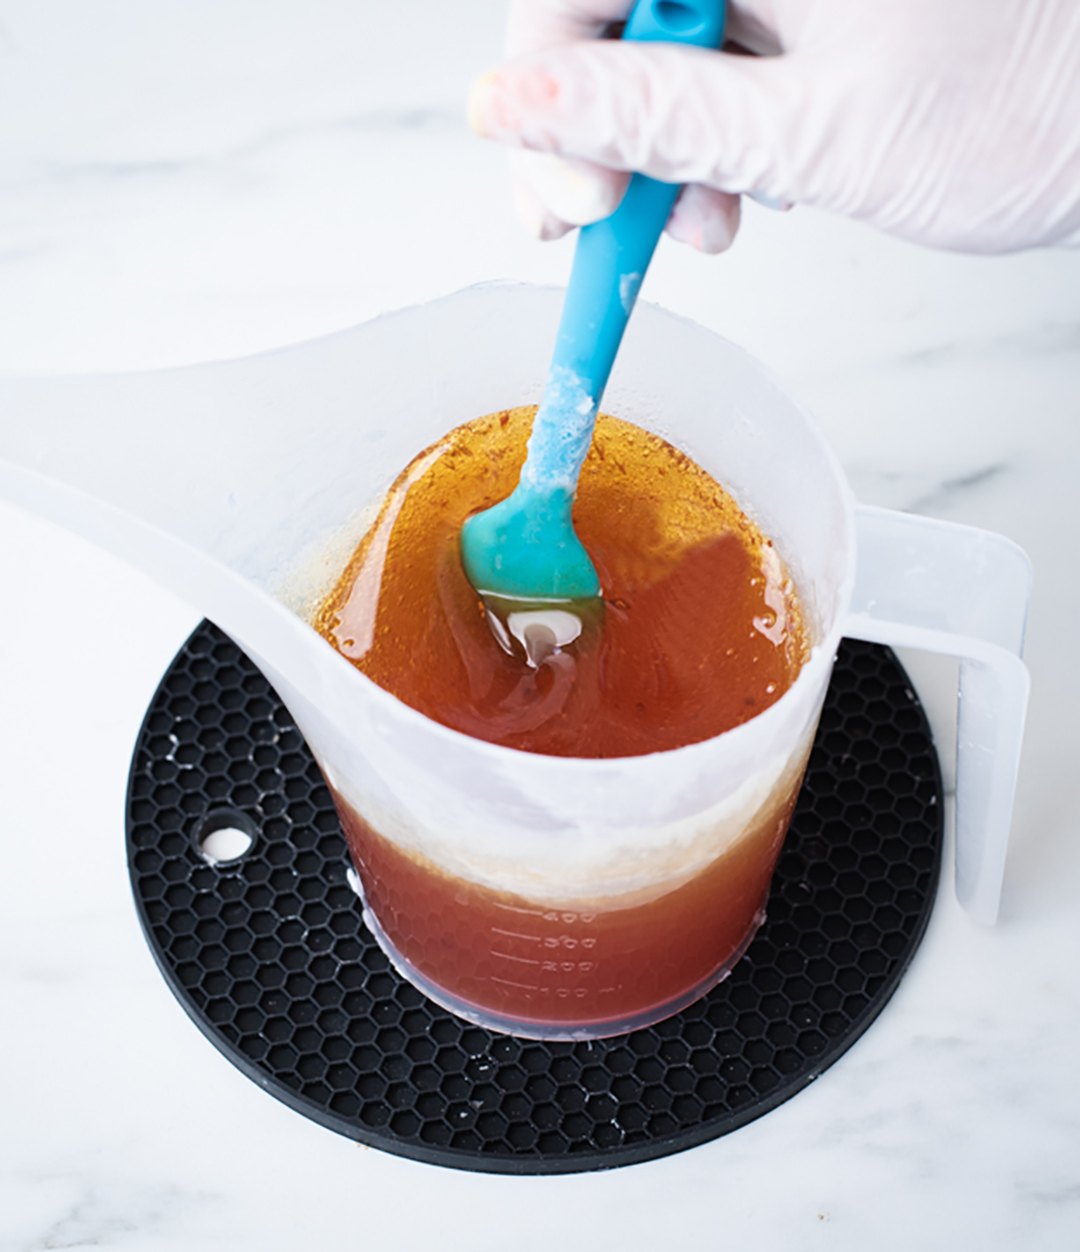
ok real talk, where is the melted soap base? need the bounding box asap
[313,407,812,1032]
[314,407,808,758]
[335,770,804,1033]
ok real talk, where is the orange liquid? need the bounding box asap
[336,774,804,1032]
[315,408,811,1032]
[315,408,807,756]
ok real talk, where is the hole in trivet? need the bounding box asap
[196,808,257,865]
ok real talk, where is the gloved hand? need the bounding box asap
[469,0,1080,254]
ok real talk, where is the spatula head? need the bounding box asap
[460,483,601,601]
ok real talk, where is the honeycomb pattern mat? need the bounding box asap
[127,624,943,1174]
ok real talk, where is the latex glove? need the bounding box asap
[470,0,1080,254]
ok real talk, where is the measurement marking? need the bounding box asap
[490,926,542,943]
[491,951,541,966]
[490,975,540,991]
[494,901,549,918]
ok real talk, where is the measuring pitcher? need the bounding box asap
[0,284,1030,1039]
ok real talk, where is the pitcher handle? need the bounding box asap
[843,504,1032,925]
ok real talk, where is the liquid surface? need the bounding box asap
[314,408,809,758]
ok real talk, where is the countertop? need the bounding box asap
[2,3,1079,1249]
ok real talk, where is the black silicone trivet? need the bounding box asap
[127,623,942,1174]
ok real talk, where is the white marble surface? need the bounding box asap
[2,2,1080,1249]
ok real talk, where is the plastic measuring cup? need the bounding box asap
[0,284,1030,1038]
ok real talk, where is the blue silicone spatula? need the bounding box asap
[461,0,726,663]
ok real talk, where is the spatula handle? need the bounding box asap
[550,0,727,404]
